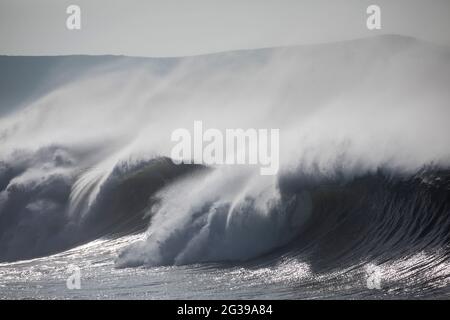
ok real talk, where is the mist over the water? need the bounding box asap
[1,35,450,266]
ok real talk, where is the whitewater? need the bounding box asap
[0,35,449,299]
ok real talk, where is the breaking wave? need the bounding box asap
[0,36,450,295]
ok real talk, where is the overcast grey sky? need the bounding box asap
[1,0,449,57]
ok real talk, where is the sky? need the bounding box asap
[0,0,450,57]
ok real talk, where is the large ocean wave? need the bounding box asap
[0,36,449,293]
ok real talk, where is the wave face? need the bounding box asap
[0,35,450,297]
[114,166,450,270]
